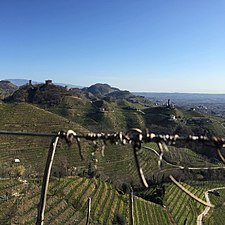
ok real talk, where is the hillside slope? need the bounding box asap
[6,81,225,138]
[1,102,221,185]
[0,103,90,177]
[0,176,171,225]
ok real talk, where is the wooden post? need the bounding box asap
[86,197,92,225]
[130,187,134,225]
[36,134,60,225]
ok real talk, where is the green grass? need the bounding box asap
[1,102,225,224]
[0,102,145,186]
[2,177,225,224]
[163,181,206,225]
[162,180,225,225]
[0,103,91,176]
[0,102,223,183]
[205,189,225,225]
[0,177,173,224]
[1,102,221,187]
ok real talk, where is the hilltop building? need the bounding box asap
[167,99,175,109]
[45,80,53,85]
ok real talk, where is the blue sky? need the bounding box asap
[0,0,225,93]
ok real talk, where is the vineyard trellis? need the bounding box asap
[0,128,225,225]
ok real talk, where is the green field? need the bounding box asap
[0,177,171,225]
[1,101,225,224]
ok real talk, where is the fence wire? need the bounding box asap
[1,128,225,224]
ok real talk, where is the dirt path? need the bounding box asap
[197,187,225,225]
[142,145,225,225]
[143,146,225,170]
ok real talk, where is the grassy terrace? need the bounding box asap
[205,189,225,225]
[2,177,225,224]
[0,177,171,225]
[1,102,225,224]
[1,176,225,224]
[162,180,225,225]
[164,182,206,225]
[0,103,91,176]
[0,102,161,185]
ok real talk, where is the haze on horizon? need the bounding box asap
[0,0,225,93]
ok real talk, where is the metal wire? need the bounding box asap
[0,130,59,137]
[1,128,225,224]
[1,129,225,148]
[1,128,225,188]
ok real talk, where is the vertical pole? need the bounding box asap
[133,143,148,188]
[130,187,134,225]
[86,197,92,225]
[36,134,60,225]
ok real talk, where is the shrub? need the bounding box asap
[112,213,126,225]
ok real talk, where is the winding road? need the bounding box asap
[143,145,225,225]
[143,145,225,170]
[197,187,225,225]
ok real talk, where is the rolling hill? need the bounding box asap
[1,81,225,224]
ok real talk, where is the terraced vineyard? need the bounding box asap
[162,180,225,225]
[1,102,225,224]
[134,196,170,225]
[0,103,91,177]
[205,189,225,225]
[187,180,225,225]
[164,181,206,225]
[0,102,174,186]
[0,103,166,183]
[187,180,225,190]
[2,177,225,224]
[0,177,171,225]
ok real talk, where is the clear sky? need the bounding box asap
[0,0,225,93]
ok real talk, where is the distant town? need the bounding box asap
[136,92,225,119]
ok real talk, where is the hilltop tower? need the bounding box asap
[45,80,53,85]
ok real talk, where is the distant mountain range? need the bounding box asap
[3,79,225,105]
[0,80,18,99]
[5,79,83,89]
[5,79,36,86]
